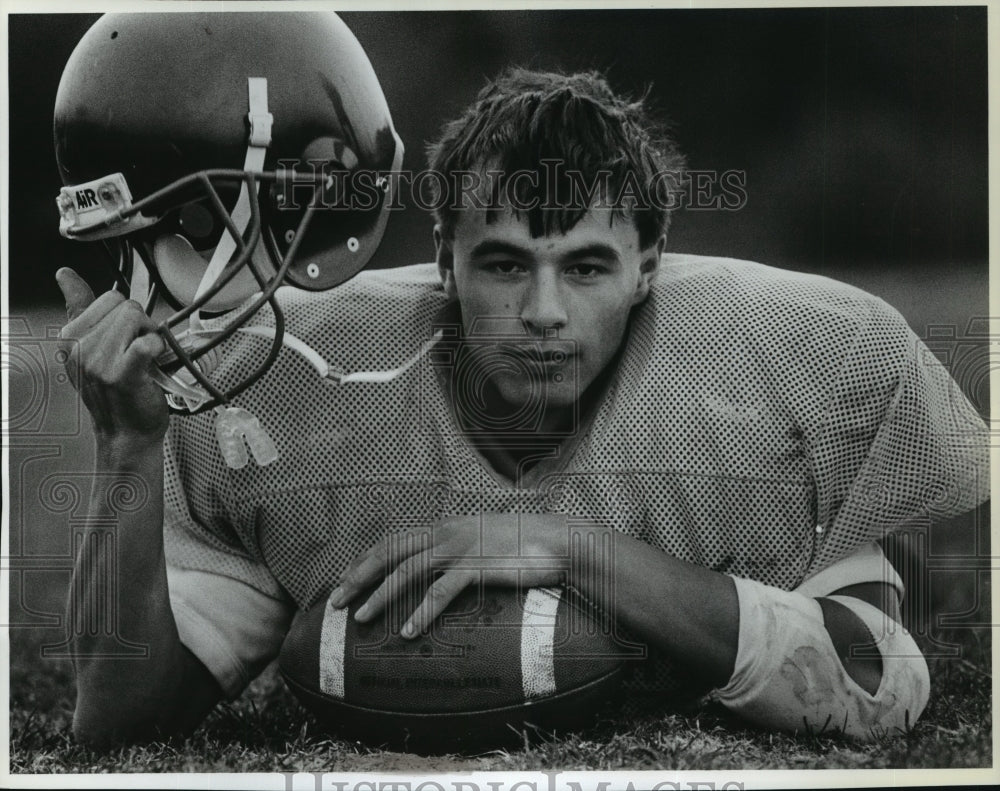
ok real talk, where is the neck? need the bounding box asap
[442,340,623,482]
[477,377,578,434]
[432,301,629,479]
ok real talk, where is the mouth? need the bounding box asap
[500,344,575,367]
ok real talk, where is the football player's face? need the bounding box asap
[437,207,662,410]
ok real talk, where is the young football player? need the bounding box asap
[53,14,988,746]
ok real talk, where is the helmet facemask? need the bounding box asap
[55,13,407,467]
[57,79,329,417]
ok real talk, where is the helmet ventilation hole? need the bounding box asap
[307,263,320,279]
[347,237,360,253]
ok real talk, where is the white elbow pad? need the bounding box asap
[712,576,930,740]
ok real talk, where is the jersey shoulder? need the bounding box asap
[217,263,448,376]
[276,262,446,338]
[648,253,914,372]
[653,253,902,330]
[628,253,921,440]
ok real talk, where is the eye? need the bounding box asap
[485,260,526,276]
[566,263,606,278]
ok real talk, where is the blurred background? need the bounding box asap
[5,6,991,711]
[8,7,988,312]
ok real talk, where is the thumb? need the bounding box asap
[55,267,96,321]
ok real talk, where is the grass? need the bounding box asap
[8,625,992,773]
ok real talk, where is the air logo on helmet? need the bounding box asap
[75,188,99,209]
[57,172,157,240]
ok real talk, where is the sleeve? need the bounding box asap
[712,522,928,741]
[166,565,293,700]
[162,432,295,699]
[794,540,903,599]
[808,298,989,572]
[713,573,929,740]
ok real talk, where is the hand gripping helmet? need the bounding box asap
[53,12,404,454]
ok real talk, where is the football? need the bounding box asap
[279,584,626,752]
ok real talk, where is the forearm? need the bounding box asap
[565,522,738,686]
[70,436,220,745]
[564,522,928,738]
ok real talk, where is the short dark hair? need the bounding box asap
[426,68,685,248]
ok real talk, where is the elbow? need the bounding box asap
[861,646,930,740]
[716,646,930,741]
[70,700,162,749]
[69,646,222,747]
[71,715,121,750]
[713,577,930,740]
[71,685,205,748]
[71,699,139,749]
[71,705,200,750]
[817,596,931,740]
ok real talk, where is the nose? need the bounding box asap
[520,269,568,334]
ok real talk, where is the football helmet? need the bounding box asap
[54,12,404,426]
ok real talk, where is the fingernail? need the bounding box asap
[401,622,415,638]
[355,602,370,621]
[329,587,346,608]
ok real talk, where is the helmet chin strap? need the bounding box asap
[128,247,151,305]
[154,77,280,468]
[189,76,272,332]
[154,77,273,414]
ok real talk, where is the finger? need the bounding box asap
[354,548,433,624]
[118,318,169,384]
[55,267,96,321]
[330,543,389,607]
[59,290,126,342]
[126,330,168,363]
[105,299,154,351]
[73,300,158,387]
[331,530,430,608]
[401,571,473,639]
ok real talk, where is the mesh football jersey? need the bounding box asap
[163,255,988,618]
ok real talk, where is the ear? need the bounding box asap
[434,224,458,301]
[631,234,665,306]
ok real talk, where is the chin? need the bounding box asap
[493,373,584,412]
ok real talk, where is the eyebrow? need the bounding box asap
[468,240,622,264]
[562,243,621,264]
[468,240,534,259]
